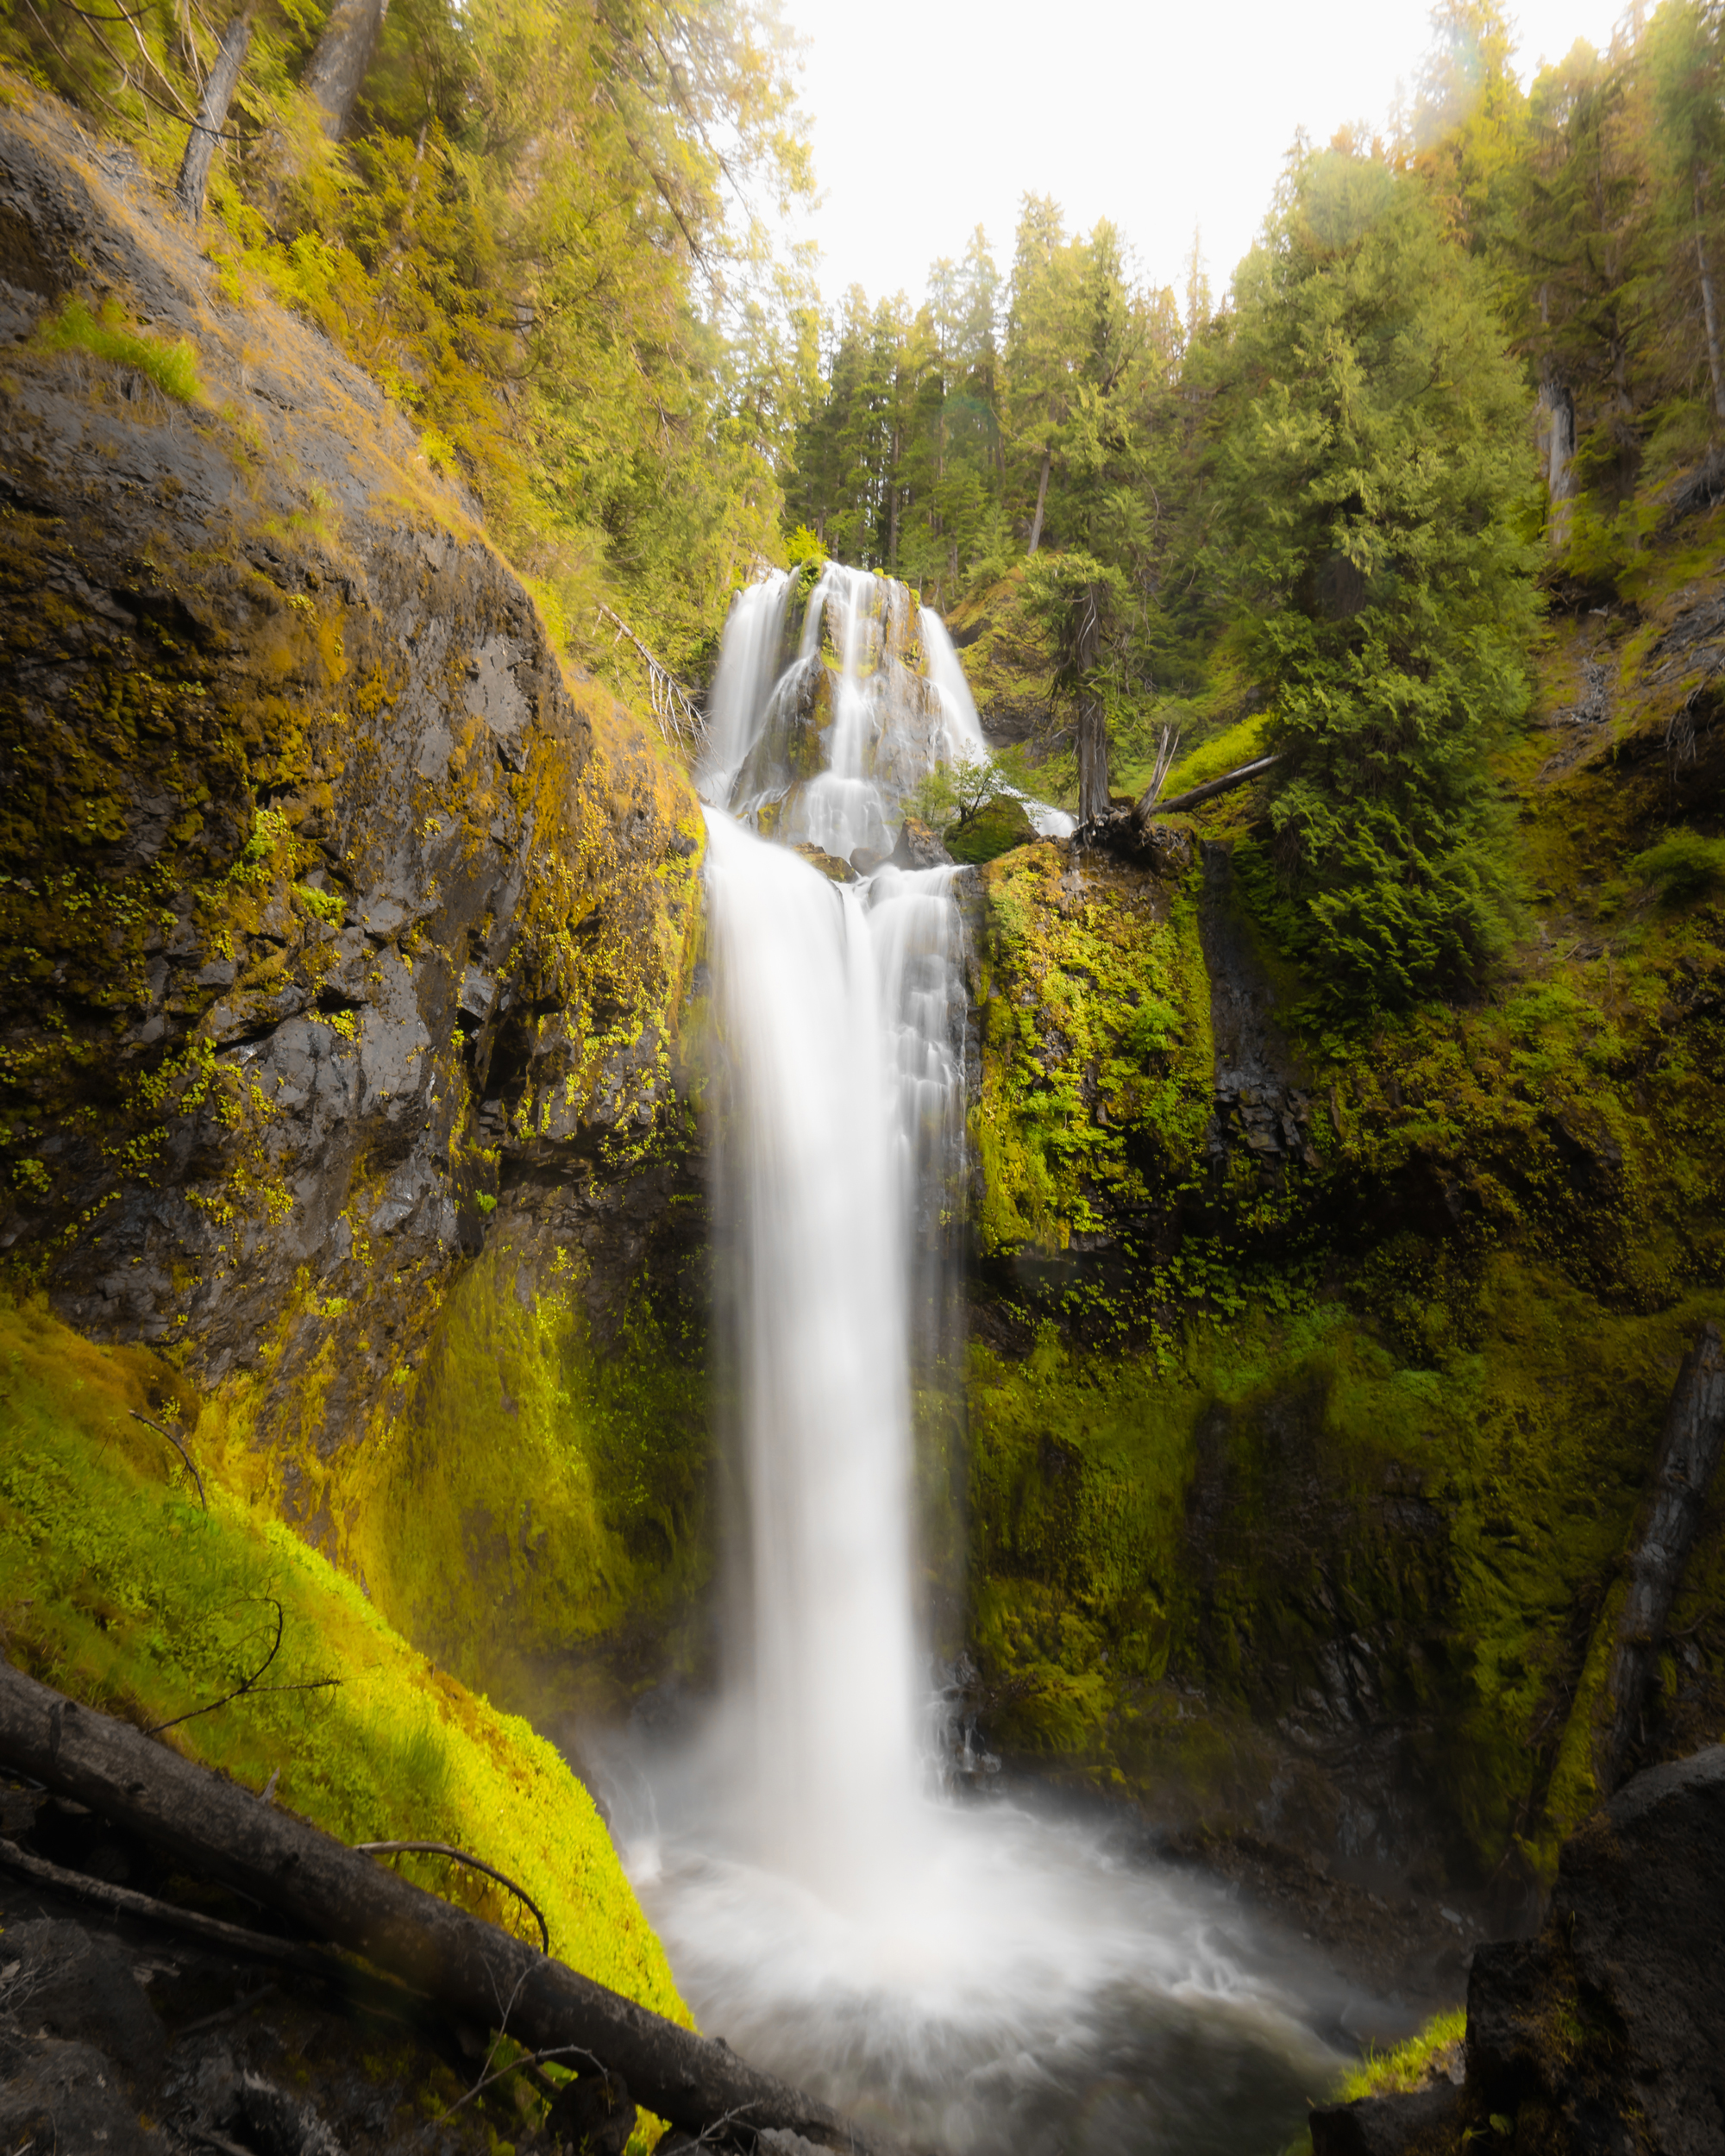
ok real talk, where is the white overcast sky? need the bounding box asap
[791,0,1629,312]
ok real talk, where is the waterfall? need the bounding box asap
[611,566,1371,2156]
[704,813,936,1902]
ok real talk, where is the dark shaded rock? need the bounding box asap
[0,2031,151,2155]
[3,1916,164,2080]
[1466,1745,1725,2155]
[240,2067,348,2154]
[849,844,887,876]
[1310,2078,1465,2156]
[542,2068,636,2154]
[890,815,953,869]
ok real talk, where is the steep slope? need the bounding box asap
[954,499,1725,1909]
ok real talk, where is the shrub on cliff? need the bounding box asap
[1200,149,1541,1018]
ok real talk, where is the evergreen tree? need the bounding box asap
[1205,150,1541,1015]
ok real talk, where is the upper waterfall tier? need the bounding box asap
[699,564,991,862]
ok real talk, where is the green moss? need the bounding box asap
[970,843,1213,1259]
[1158,712,1271,801]
[964,1253,1720,1871]
[34,296,200,401]
[339,1227,712,1720]
[0,1291,691,2020]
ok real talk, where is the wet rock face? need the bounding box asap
[0,97,703,1459]
[1465,1745,1725,2155]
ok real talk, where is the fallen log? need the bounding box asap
[0,1658,906,2156]
[1544,1321,1725,1836]
[0,1833,338,1977]
[1132,753,1279,826]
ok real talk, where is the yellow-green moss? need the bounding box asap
[0,1291,691,2023]
[971,843,1212,1258]
[336,1228,711,1720]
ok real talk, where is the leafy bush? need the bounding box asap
[1629,827,1725,901]
[35,298,200,402]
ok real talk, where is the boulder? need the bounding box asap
[1309,2078,1464,2155]
[793,843,857,884]
[890,816,953,870]
[1466,1744,1725,2155]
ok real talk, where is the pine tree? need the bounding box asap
[1204,149,1541,1015]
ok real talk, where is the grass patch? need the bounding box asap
[1334,2007,1466,2102]
[35,296,200,402]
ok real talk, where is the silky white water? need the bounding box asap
[606,570,1375,2152]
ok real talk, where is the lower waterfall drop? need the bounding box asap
[610,572,1375,2154]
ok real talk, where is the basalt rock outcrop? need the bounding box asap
[1311,1745,1725,2155]
[0,93,710,1711]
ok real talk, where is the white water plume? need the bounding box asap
[608,567,1383,2153]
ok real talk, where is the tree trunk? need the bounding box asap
[1076,695,1109,821]
[1540,369,1576,546]
[0,1659,906,2156]
[1696,190,1725,422]
[888,429,900,571]
[1544,1323,1725,1836]
[1136,754,1279,825]
[301,0,390,138]
[174,0,255,222]
[1073,580,1107,820]
[1026,448,1051,555]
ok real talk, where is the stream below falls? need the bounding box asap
[596,568,1402,2153]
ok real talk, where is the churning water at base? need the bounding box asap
[605,575,1377,2152]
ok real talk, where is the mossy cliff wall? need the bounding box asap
[957,548,1725,1892]
[0,91,712,1720]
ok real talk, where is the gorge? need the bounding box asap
[3,6,1725,2153]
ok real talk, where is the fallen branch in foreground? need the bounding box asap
[354,1839,549,1954]
[0,1658,907,2155]
[1133,752,1280,827]
[129,1408,208,1509]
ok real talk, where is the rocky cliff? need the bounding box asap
[0,90,712,1721]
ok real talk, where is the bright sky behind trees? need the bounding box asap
[795,0,1624,304]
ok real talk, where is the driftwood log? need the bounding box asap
[1132,752,1279,827]
[0,1658,905,2156]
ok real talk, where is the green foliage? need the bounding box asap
[2,0,818,694]
[907,744,1038,863]
[0,1292,691,2017]
[34,298,200,401]
[1202,155,1541,1016]
[1628,826,1725,900]
[970,843,1214,1258]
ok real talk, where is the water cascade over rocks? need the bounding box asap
[607,569,1378,2153]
